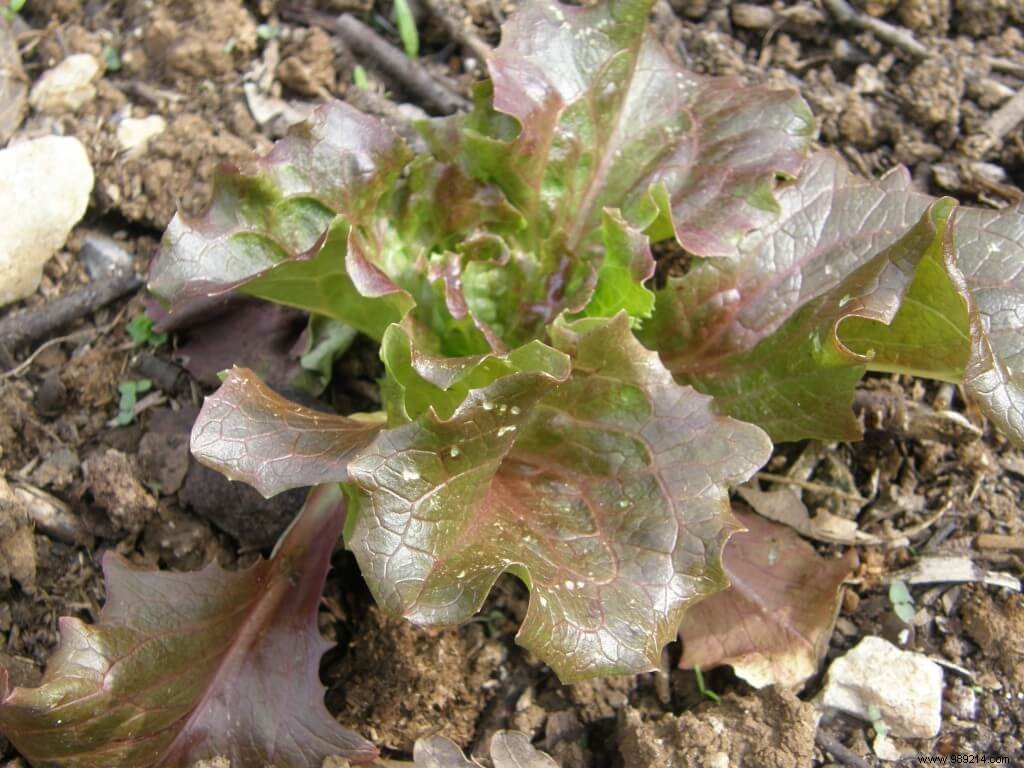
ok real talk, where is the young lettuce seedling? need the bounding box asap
[4,0,1024,764]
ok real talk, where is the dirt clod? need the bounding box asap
[617,687,818,768]
[960,589,1024,690]
[138,430,189,495]
[81,448,157,534]
[330,607,502,753]
[0,475,37,592]
[182,462,302,549]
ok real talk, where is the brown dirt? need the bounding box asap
[1,0,1024,766]
[617,687,819,768]
[960,589,1024,690]
[328,605,505,753]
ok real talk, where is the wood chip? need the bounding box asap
[975,533,1024,551]
[885,556,1021,592]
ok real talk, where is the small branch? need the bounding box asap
[975,533,1024,551]
[815,729,873,768]
[334,15,469,114]
[418,0,492,64]
[821,0,929,59]
[755,471,866,503]
[853,388,983,444]
[988,56,1024,80]
[963,85,1024,158]
[0,271,142,362]
[12,482,94,547]
[283,6,469,115]
[1,307,127,382]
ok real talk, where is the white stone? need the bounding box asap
[873,733,903,762]
[0,136,94,305]
[116,115,167,154]
[29,53,100,114]
[819,636,943,738]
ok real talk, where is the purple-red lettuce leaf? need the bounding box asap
[679,509,857,689]
[646,152,961,441]
[410,0,812,343]
[648,147,1024,446]
[945,204,1024,444]
[346,314,771,681]
[0,485,376,768]
[648,153,938,370]
[149,102,415,341]
[450,0,813,257]
[190,367,385,498]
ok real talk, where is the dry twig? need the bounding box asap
[815,730,873,768]
[283,6,469,115]
[853,389,982,445]
[418,0,492,64]
[1,303,128,382]
[755,471,866,503]
[963,85,1024,159]
[0,270,142,364]
[821,0,928,59]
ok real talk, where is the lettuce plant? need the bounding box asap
[4,0,1024,763]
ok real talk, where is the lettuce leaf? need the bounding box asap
[0,485,376,768]
[679,509,857,688]
[946,204,1024,443]
[190,367,385,498]
[149,103,415,340]
[347,316,770,680]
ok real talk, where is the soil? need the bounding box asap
[1,0,1024,767]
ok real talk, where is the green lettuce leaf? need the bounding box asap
[149,102,415,340]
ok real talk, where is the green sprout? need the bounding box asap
[115,379,152,426]
[393,0,419,58]
[101,45,121,72]
[694,665,721,703]
[2,0,25,22]
[888,580,916,624]
[353,65,370,91]
[257,23,281,41]
[126,313,168,349]
[866,704,889,739]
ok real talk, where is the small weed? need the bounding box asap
[353,65,370,90]
[115,378,152,426]
[126,313,168,349]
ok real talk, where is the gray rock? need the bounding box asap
[80,234,133,279]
